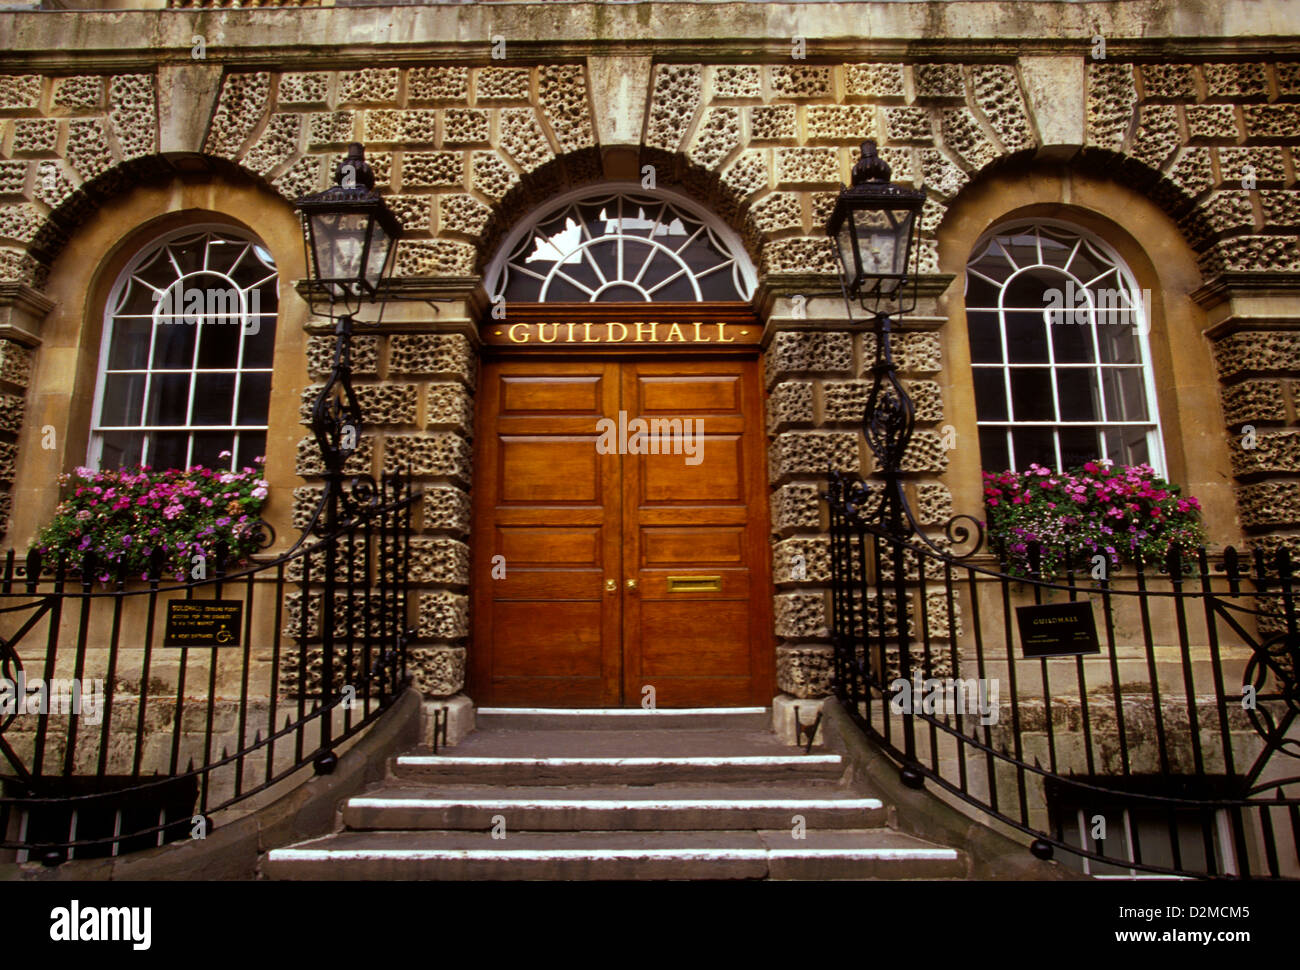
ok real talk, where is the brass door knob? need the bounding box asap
[626,579,638,591]
[605,578,617,592]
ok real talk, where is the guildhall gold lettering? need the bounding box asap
[582,322,598,342]
[537,323,560,343]
[635,322,658,342]
[508,323,530,343]
[715,322,734,343]
[606,322,627,342]
[665,323,686,342]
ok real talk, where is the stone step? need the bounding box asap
[264,828,965,881]
[473,707,771,732]
[343,783,884,831]
[392,752,846,786]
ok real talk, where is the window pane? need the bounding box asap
[151,319,196,369]
[145,373,191,426]
[978,427,1010,473]
[99,431,144,470]
[1104,427,1152,467]
[967,311,1002,363]
[192,373,236,426]
[964,272,999,307]
[1050,314,1095,363]
[190,431,234,470]
[1058,428,1101,469]
[148,430,189,470]
[106,317,153,370]
[242,318,276,368]
[1009,368,1054,421]
[1011,427,1057,469]
[1101,368,1149,422]
[99,373,146,427]
[1003,312,1050,363]
[197,318,241,369]
[1098,312,1143,364]
[235,431,266,470]
[1056,369,1100,422]
[237,373,271,426]
[972,368,1008,421]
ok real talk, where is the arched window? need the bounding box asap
[965,221,1165,474]
[486,185,756,302]
[90,226,279,472]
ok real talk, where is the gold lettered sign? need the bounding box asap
[164,600,243,647]
[481,302,762,349]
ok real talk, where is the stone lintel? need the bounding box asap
[0,283,54,346]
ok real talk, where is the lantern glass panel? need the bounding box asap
[834,216,859,288]
[364,220,394,292]
[310,210,369,288]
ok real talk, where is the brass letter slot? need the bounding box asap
[666,575,722,593]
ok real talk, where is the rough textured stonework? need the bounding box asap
[537,65,595,153]
[645,64,703,152]
[1087,62,1137,151]
[777,646,833,698]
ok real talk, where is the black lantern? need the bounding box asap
[826,140,926,307]
[295,143,401,314]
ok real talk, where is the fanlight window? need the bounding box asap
[965,221,1165,474]
[491,189,754,302]
[90,228,279,472]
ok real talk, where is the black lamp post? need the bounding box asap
[294,144,402,773]
[826,140,926,540]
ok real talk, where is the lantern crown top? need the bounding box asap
[335,142,374,191]
[851,140,891,185]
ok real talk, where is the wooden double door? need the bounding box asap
[471,356,773,707]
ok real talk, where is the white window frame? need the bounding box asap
[88,224,279,472]
[965,219,1167,476]
[484,182,758,303]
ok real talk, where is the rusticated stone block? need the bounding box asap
[940,107,997,170]
[471,151,518,204]
[646,64,702,152]
[409,66,469,104]
[775,591,828,639]
[915,483,953,525]
[306,333,378,380]
[1203,63,1269,102]
[538,64,594,153]
[278,72,329,108]
[1165,147,1214,200]
[972,64,1033,153]
[1213,332,1300,379]
[771,482,823,532]
[0,441,19,482]
[913,63,965,103]
[422,485,471,536]
[749,105,796,142]
[710,65,761,100]
[687,106,741,171]
[894,333,943,374]
[1230,430,1300,477]
[364,110,399,143]
[759,236,837,274]
[299,383,417,427]
[773,536,830,584]
[0,392,23,434]
[1139,63,1196,102]
[295,436,373,477]
[1222,377,1288,428]
[308,111,355,149]
[1242,105,1300,143]
[766,381,814,430]
[883,106,933,145]
[245,113,301,178]
[845,63,906,102]
[53,75,102,109]
[383,432,472,482]
[425,383,474,434]
[805,105,876,144]
[204,72,270,159]
[776,646,833,699]
[408,536,470,586]
[498,107,553,170]
[394,239,476,277]
[66,118,112,182]
[418,591,469,640]
[822,379,868,423]
[765,330,853,383]
[385,194,432,234]
[389,333,475,384]
[397,109,440,146]
[924,589,962,638]
[919,148,967,199]
[108,73,158,161]
[769,65,832,100]
[1130,104,1180,171]
[444,108,490,147]
[0,204,43,244]
[34,161,74,209]
[1187,190,1255,240]
[13,119,58,157]
[1087,63,1136,151]
[769,431,860,478]
[474,67,529,102]
[1276,63,1300,99]
[408,646,465,698]
[339,68,398,105]
[1186,105,1239,144]
[1203,236,1300,274]
[1237,481,1300,529]
[869,430,949,473]
[720,150,769,201]
[291,485,324,532]
[0,249,40,287]
[401,151,463,189]
[0,76,40,111]
[0,339,31,387]
[438,193,492,237]
[1262,191,1300,228]
[747,192,802,235]
[0,162,27,198]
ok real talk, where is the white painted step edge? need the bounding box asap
[349,797,884,811]
[476,707,768,716]
[397,755,842,767]
[268,847,959,863]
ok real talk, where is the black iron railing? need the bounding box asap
[827,470,1300,878]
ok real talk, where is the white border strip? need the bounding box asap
[348,797,881,811]
[270,847,958,863]
[397,755,841,767]
[476,707,767,716]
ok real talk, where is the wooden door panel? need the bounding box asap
[641,439,744,502]
[472,360,622,707]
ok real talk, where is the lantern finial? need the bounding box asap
[335,142,375,190]
[851,140,892,186]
